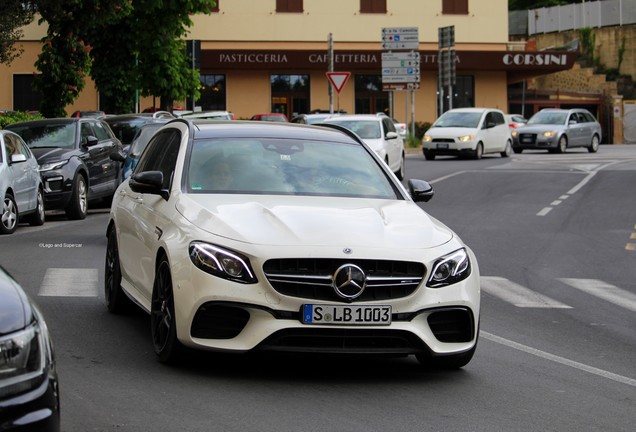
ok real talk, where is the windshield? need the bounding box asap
[107,119,148,145]
[323,120,381,139]
[187,137,398,199]
[527,111,568,125]
[8,123,77,149]
[433,112,482,128]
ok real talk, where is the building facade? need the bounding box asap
[1,0,577,124]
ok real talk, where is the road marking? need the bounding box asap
[39,268,99,297]
[429,171,467,184]
[559,278,636,312]
[481,276,572,308]
[481,331,636,388]
[537,207,553,216]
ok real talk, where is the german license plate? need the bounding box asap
[521,136,533,143]
[302,304,391,326]
[436,143,449,149]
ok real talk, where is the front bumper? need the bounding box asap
[40,170,73,210]
[512,134,558,150]
[170,247,481,357]
[422,139,477,156]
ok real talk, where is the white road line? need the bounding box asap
[481,331,636,388]
[429,171,467,184]
[481,276,572,308]
[39,268,99,297]
[558,278,636,312]
[537,207,553,216]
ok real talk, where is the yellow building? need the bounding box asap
[1,0,576,124]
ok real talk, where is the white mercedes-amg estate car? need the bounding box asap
[105,119,480,368]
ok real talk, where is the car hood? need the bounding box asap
[177,195,453,249]
[516,124,565,133]
[30,147,79,164]
[426,126,478,137]
[0,271,31,335]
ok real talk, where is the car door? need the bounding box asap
[381,116,402,170]
[4,134,34,211]
[116,129,182,304]
[566,112,585,147]
[80,120,120,197]
[480,111,505,153]
[13,135,40,211]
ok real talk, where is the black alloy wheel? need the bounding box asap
[151,256,182,364]
[104,228,132,313]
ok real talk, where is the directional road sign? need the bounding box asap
[381,27,419,51]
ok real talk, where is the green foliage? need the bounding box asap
[0,111,44,129]
[618,36,626,71]
[0,1,36,65]
[578,27,597,65]
[403,121,432,148]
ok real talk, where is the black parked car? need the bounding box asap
[5,118,123,219]
[0,266,60,431]
[104,112,175,156]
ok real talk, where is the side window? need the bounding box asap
[135,130,181,190]
[568,114,578,124]
[13,136,31,158]
[382,117,396,134]
[4,135,17,158]
[492,111,505,126]
[583,112,596,123]
[483,112,493,128]
[91,121,111,141]
[80,122,95,142]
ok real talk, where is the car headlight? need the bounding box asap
[426,248,471,288]
[543,131,557,138]
[189,242,257,284]
[422,135,432,143]
[511,131,518,137]
[39,160,69,172]
[458,135,476,142]
[0,321,48,399]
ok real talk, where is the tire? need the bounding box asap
[501,140,512,158]
[423,150,436,160]
[557,135,567,154]
[416,343,477,370]
[151,255,183,364]
[1,192,18,235]
[25,188,45,226]
[105,228,133,313]
[65,174,88,220]
[588,134,600,153]
[472,142,483,160]
[394,153,405,180]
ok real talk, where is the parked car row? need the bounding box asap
[421,107,601,160]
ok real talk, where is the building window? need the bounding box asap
[360,0,387,13]
[354,75,388,114]
[198,74,227,111]
[276,0,303,13]
[13,74,41,112]
[442,0,468,15]
[440,75,474,114]
[271,74,309,117]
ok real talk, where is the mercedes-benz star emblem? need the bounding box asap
[333,264,367,301]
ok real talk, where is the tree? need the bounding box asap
[0,1,36,65]
[33,0,131,117]
[90,0,215,113]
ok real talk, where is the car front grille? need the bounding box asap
[263,258,425,303]
[518,133,537,144]
[431,138,454,143]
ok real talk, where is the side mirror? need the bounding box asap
[83,135,99,147]
[385,131,398,140]
[110,151,125,163]
[10,154,27,164]
[129,171,169,200]
[408,179,434,203]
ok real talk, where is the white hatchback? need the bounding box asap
[422,108,512,160]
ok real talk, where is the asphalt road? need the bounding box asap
[1,144,635,432]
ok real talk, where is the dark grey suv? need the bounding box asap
[6,118,123,219]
